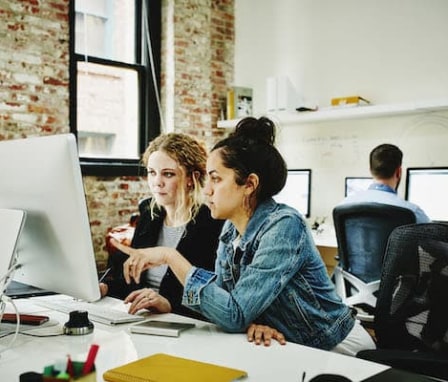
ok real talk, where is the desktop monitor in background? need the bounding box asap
[405,167,448,222]
[274,169,311,218]
[344,177,372,197]
[0,134,101,302]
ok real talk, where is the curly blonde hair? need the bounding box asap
[142,133,208,223]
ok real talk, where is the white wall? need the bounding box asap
[234,0,448,224]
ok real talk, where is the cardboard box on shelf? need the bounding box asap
[331,96,370,107]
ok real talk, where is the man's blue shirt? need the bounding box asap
[340,182,430,223]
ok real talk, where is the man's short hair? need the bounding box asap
[370,143,403,179]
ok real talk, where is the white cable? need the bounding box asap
[142,0,165,131]
[0,262,21,284]
[0,295,20,357]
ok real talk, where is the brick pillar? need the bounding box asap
[161,0,234,147]
[0,0,70,139]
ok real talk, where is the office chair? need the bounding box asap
[332,203,416,320]
[357,223,448,381]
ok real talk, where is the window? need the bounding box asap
[70,0,161,175]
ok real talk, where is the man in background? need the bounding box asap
[340,143,430,223]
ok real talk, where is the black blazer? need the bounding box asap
[105,198,224,320]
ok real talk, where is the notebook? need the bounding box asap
[129,320,195,337]
[103,353,248,382]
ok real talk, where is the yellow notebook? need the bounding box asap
[103,353,248,382]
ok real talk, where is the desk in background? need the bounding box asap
[312,227,338,275]
[0,295,388,382]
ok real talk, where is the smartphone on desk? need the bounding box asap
[1,313,49,326]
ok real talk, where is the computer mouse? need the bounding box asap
[309,374,352,382]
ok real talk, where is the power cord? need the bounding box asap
[0,261,23,357]
[0,294,20,357]
[0,262,21,285]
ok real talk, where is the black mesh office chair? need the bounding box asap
[357,223,448,380]
[332,202,416,319]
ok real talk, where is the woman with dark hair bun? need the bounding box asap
[112,117,375,355]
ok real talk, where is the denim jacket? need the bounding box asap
[183,198,354,350]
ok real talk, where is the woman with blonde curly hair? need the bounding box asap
[100,133,223,320]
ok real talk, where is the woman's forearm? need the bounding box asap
[164,248,193,286]
[110,238,194,286]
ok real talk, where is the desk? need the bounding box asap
[312,228,339,275]
[1,295,388,381]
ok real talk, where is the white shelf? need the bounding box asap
[217,98,448,128]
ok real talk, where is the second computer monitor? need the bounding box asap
[405,167,448,222]
[344,177,372,197]
[274,169,311,218]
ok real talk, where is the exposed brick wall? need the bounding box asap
[161,0,233,147]
[84,175,149,268]
[0,0,234,269]
[0,0,70,139]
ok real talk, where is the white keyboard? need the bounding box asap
[35,297,145,325]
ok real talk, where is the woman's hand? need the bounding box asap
[246,323,287,346]
[109,238,168,284]
[124,288,172,315]
[99,282,108,297]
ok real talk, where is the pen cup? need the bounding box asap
[42,362,96,382]
[73,371,96,382]
[72,361,96,381]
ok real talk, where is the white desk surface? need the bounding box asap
[311,226,338,248]
[0,295,388,382]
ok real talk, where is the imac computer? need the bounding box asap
[405,167,448,222]
[0,134,101,302]
[344,177,372,197]
[274,169,311,218]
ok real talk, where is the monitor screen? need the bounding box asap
[345,177,372,197]
[274,169,311,218]
[405,167,448,222]
[0,134,101,302]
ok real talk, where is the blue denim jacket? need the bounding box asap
[182,198,354,350]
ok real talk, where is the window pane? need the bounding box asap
[75,0,135,63]
[77,61,139,159]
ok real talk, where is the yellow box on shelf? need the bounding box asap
[331,95,370,107]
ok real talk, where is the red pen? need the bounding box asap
[82,344,99,375]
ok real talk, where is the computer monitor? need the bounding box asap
[0,134,101,302]
[405,167,448,222]
[0,209,25,298]
[344,177,372,197]
[274,169,311,218]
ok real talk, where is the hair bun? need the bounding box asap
[233,117,276,145]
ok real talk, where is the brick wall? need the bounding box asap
[0,0,69,138]
[0,0,234,269]
[162,0,233,146]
